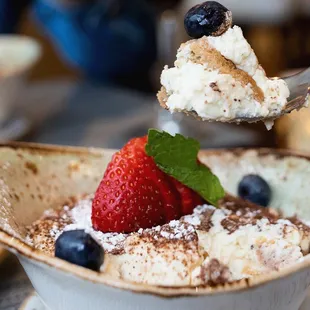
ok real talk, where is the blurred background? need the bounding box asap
[0,0,307,151]
[0,1,310,309]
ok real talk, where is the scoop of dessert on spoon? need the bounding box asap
[157,1,309,129]
[236,67,310,123]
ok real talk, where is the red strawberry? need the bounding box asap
[92,137,181,233]
[170,178,205,215]
[125,137,182,221]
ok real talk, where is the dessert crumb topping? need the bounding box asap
[25,195,310,287]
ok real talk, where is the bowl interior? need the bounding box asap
[0,144,310,244]
[1,144,310,297]
[200,149,310,220]
[0,143,113,241]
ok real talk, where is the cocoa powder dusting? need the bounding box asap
[219,195,279,234]
[200,259,231,286]
[198,208,215,232]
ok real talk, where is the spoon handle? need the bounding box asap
[284,67,310,88]
[283,67,310,102]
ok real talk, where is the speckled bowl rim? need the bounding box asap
[1,142,310,298]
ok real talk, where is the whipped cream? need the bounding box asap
[160,26,290,125]
[197,208,303,280]
[27,197,310,287]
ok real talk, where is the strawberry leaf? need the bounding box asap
[145,129,225,206]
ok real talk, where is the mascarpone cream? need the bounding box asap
[27,195,310,287]
[159,26,290,124]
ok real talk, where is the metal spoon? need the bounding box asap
[235,67,310,123]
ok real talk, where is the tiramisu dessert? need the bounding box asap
[24,1,310,289]
[158,1,291,126]
[27,129,310,287]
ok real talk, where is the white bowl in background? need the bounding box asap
[0,36,41,124]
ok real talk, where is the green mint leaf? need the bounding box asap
[145,129,225,206]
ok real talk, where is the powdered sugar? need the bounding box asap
[50,223,61,238]
[47,199,215,251]
[162,220,195,240]
[26,194,310,287]
[48,198,203,252]
[36,195,310,268]
[183,204,215,226]
[139,219,196,241]
[277,219,296,226]
[137,205,215,241]
[48,197,128,253]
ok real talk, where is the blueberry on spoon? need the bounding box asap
[55,230,104,271]
[184,1,232,38]
[238,174,272,207]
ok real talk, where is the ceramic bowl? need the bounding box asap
[0,36,41,124]
[1,143,310,310]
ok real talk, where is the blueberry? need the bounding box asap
[238,174,272,207]
[184,1,232,38]
[55,230,104,271]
